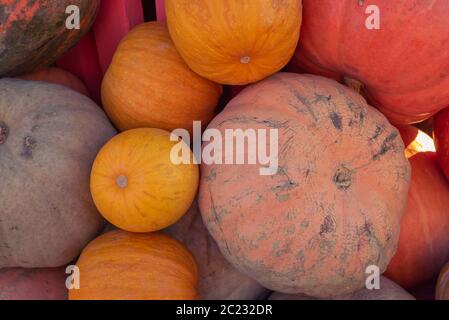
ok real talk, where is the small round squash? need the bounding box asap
[69,230,199,300]
[102,22,222,133]
[90,128,199,233]
[0,79,116,268]
[199,73,411,297]
[165,0,302,85]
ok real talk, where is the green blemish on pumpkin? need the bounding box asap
[205,168,217,182]
[255,194,264,204]
[300,220,310,229]
[276,194,289,202]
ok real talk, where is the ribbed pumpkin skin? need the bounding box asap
[0,0,100,77]
[0,79,115,268]
[385,152,449,288]
[69,230,200,300]
[437,263,449,300]
[293,0,449,124]
[166,0,302,85]
[102,22,222,133]
[269,276,414,300]
[18,67,90,96]
[90,128,199,233]
[0,267,67,300]
[434,108,449,181]
[199,73,411,297]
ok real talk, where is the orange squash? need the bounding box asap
[199,73,411,297]
[18,67,90,96]
[436,262,449,300]
[165,0,302,85]
[69,230,199,300]
[90,128,199,233]
[385,151,449,288]
[102,22,222,133]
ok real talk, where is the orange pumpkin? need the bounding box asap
[102,22,222,133]
[18,67,90,97]
[165,0,302,85]
[90,128,199,233]
[436,262,449,300]
[69,230,199,300]
[199,73,411,297]
[385,151,449,288]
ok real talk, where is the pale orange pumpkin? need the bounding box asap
[165,0,302,85]
[101,22,222,133]
[69,230,199,300]
[90,128,199,233]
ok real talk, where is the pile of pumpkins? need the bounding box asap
[2,0,449,300]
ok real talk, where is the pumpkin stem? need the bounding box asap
[333,165,352,190]
[116,175,128,189]
[0,122,9,145]
[240,56,251,64]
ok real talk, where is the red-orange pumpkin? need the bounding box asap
[434,107,449,181]
[18,67,90,96]
[199,73,411,297]
[385,151,449,288]
[292,0,449,124]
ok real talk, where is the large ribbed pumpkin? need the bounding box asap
[166,0,302,85]
[90,128,199,233]
[0,0,100,77]
[69,230,199,300]
[292,0,449,124]
[199,73,411,297]
[385,151,449,288]
[0,79,116,268]
[102,22,222,133]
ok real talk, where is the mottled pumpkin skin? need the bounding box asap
[0,0,100,77]
[434,108,449,181]
[166,198,268,300]
[269,276,414,300]
[436,263,449,300]
[69,230,199,300]
[385,152,449,288]
[90,128,199,233]
[166,0,302,85]
[0,79,116,268]
[293,0,449,124]
[102,22,222,133]
[199,73,411,297]
[0,267,67,300]
[18,67,90,96]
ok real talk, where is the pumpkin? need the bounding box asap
[436,263,449,300]
[165,198,268,300]
[269,276,414,300]
[18,67,90,96]
[90,128,199,233]
[0,267,67,300]
[385,151,449,288]
[0,0,100,77]
[69,230,199,300]
[199,73,411,297]
[0,79,116,268]
[102,22,222,133]
[434,108,449,181]
[292,0,449,124]
[165,0,302,85]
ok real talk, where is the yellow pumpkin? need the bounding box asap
[165,0,302,85]
[90,128,199,232]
